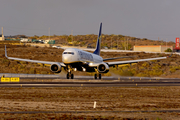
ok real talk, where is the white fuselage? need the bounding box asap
[62,48,103,64]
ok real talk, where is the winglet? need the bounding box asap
[93,23,102,55]
[5,45,8,58]
[167,53,173,58]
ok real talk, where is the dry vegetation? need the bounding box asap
[0,87,180,119]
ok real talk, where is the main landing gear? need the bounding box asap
[94,73,101,79]
[67,72,74,79]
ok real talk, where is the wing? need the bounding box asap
[5,46,66,67]
[106,57,167,67]
[103,56,135,61]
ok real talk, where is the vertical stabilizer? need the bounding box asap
[93,23,102,55]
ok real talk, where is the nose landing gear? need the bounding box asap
[66,65,74,79]
[67,72,74,79]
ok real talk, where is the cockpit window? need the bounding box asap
[63,52,74,55]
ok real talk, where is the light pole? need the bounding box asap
[111,37,112,49]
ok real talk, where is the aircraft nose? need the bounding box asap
[62,54,72,64]
[62,55,69,63]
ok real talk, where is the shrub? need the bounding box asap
[165,48,172,52]
[41,71,48,74]
[170,66,179,73]
[119,70,133,76]
[136,73,148,77]
[142,62,149,67]
[29,68,35,74]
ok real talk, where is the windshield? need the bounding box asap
[63,52,74,55]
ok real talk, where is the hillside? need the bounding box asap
[28,34,175,50]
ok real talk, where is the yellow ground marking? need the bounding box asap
[1,77,10,82]
[11,77,20,82]
[1,77,20,82]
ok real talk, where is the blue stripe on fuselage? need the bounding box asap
[78,51,93,62]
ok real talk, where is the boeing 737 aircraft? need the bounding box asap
[5,23,168,79]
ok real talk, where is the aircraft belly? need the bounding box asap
[65,61,96,72]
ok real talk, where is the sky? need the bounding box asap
[0,0,180,42]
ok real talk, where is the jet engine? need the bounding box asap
[50,64,62,73]
[97,63,109,73]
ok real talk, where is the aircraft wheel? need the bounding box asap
[66,73,69,79]
[71,74,74,79]
[99,74,101,79]
[94,74,97,79]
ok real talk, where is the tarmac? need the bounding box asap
[0,73,180,87]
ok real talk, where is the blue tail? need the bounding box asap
[93,23,102,55]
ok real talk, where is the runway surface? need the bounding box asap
[1,73,180,87]
[0,73,179,80]
[1,82,180,87]
[0,109,180,114]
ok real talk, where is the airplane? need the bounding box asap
[5,23,169,79]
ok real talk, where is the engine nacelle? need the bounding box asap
[97,63,109,73]
[50,64,62,73]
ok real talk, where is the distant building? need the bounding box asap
[20,38,29,42]
[173,48,180,52]
[133,45,173,52]
[0,34,4,41]
[174,38,180,52]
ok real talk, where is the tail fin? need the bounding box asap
[93,23,102,55]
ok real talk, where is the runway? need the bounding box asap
[1,80,180,87]
[1,73,180,80]
[1,109,180,114]
[1,73,180,87]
